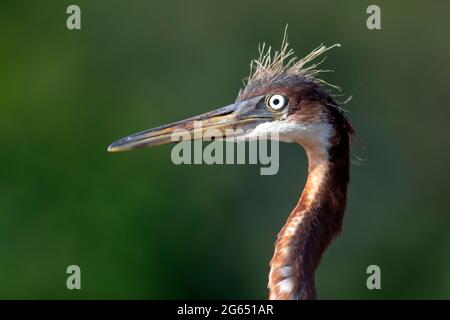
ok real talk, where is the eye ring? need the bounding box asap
[267,94,287,111]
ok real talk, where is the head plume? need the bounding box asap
[237,26,341,100]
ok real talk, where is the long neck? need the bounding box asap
[268,136,350,300]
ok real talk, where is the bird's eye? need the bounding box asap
[267,94,287,111]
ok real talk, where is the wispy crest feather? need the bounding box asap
[243,26,341,93]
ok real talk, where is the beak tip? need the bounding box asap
[107,142,120,153]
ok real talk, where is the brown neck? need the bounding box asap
[268,135,350,300]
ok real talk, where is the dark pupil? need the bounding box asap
[273,98,280,105]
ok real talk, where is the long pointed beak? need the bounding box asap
[107,95,272,152]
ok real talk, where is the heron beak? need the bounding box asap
[107,95,273,152]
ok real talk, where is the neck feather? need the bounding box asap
[268,134,350,300]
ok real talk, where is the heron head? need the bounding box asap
[108,37,353,156]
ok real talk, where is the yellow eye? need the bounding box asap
[267,94,287,110]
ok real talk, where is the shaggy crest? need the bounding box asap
[238,26,341,98]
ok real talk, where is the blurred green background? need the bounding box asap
[1,0,449,299]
